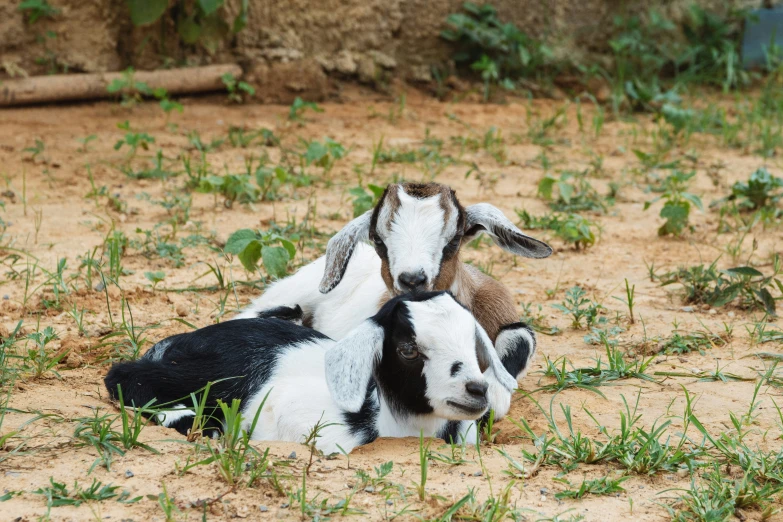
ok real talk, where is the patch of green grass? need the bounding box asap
[441,2,556,99]
[658,256,782,316]
[34,477,141,510]
[517,210,599,250]
[538,170,613,213]
[552,286,604,329]
[554,475,628,499]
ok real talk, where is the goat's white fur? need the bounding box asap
[168,294,508,454]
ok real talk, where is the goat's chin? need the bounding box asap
[391,285,437,296]
[440,399,489,420]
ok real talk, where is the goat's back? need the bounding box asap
[104,318,330,415]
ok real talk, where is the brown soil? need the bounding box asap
[0,88,781,521]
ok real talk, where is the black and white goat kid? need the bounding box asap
[105,292,516,454]
[236,183,552,417]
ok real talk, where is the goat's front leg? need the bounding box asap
[482,322,537,421]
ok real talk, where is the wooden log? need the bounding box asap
[0,64,243,106]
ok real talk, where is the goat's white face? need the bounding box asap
[374,188,460,294]
[324,292,518,420]
[317,182,553,296]
[404,294,492,419]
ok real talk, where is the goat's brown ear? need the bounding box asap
[319,211,372,293]
[464,203,552,259]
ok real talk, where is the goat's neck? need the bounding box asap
[449,262,479,312]
[375,395,447,439]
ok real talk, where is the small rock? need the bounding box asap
[333,50,358,75]
[259,505,268,512]
[94,281,105,292]
[473,471,483,477]
[65,351,83,369]
[728,311,735,318]
[125,470,134,478]
[540,487,549,495]
[175,303,189,317]
[368,50,397,69]
[288,451,296,459]
[386,500,393,506]
[364,486,374,493]
[681,306,694,313]
[540,495,547,502]
[2,295,8,300]
[708,309,717,315]
[280,502,289,509]
[677,468,689,477]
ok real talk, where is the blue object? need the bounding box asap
[742,7,783,69]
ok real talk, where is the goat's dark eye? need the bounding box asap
[443,235,462,256]
[372,235,384,247]
[398,344,419,360]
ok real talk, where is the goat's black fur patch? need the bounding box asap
[104,318,328,434]
[497,322,536,377]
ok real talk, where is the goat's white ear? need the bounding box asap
[475,326,517,393]
[319,210,372,293]
[464,203,552,259]
[325,320,385,412]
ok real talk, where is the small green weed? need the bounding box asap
[221,73,255,103]
[552,286,604,329]
[224,228,298,279]
[644,169,703,236]
[555,475,628,499]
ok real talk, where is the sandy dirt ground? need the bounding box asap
[0,87,781,521]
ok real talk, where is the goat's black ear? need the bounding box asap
[475,325,517,393]
[319,211,372,293]
[464,204,552,259]
[324,320,385,412]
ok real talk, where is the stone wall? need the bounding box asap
[0,0,762,102]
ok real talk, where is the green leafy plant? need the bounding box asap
[23,139,46,163]
[517,210,598,250]
[113,122,155,160]
[24,326,65,379]
[552,286,604,329]
[537,170,612,213]
[126,0,248,54]
[349,184,384,217]
[221,73,255,103]
[107,68,169,108]
[441,2,556,92]
[18,0,59,24]
[33,478,140,509]
[224,228,298,279]
[554,475,628,499]
[723,167,783,211]
[301,137,347,177]
[144,271,166,290]
[659,256,782,316]
[644,169,703,236]
[288,97,324,122]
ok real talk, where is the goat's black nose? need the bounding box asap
[465,380,488,399]
[398,272,427,293]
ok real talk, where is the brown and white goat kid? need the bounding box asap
[235,183,552,417]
